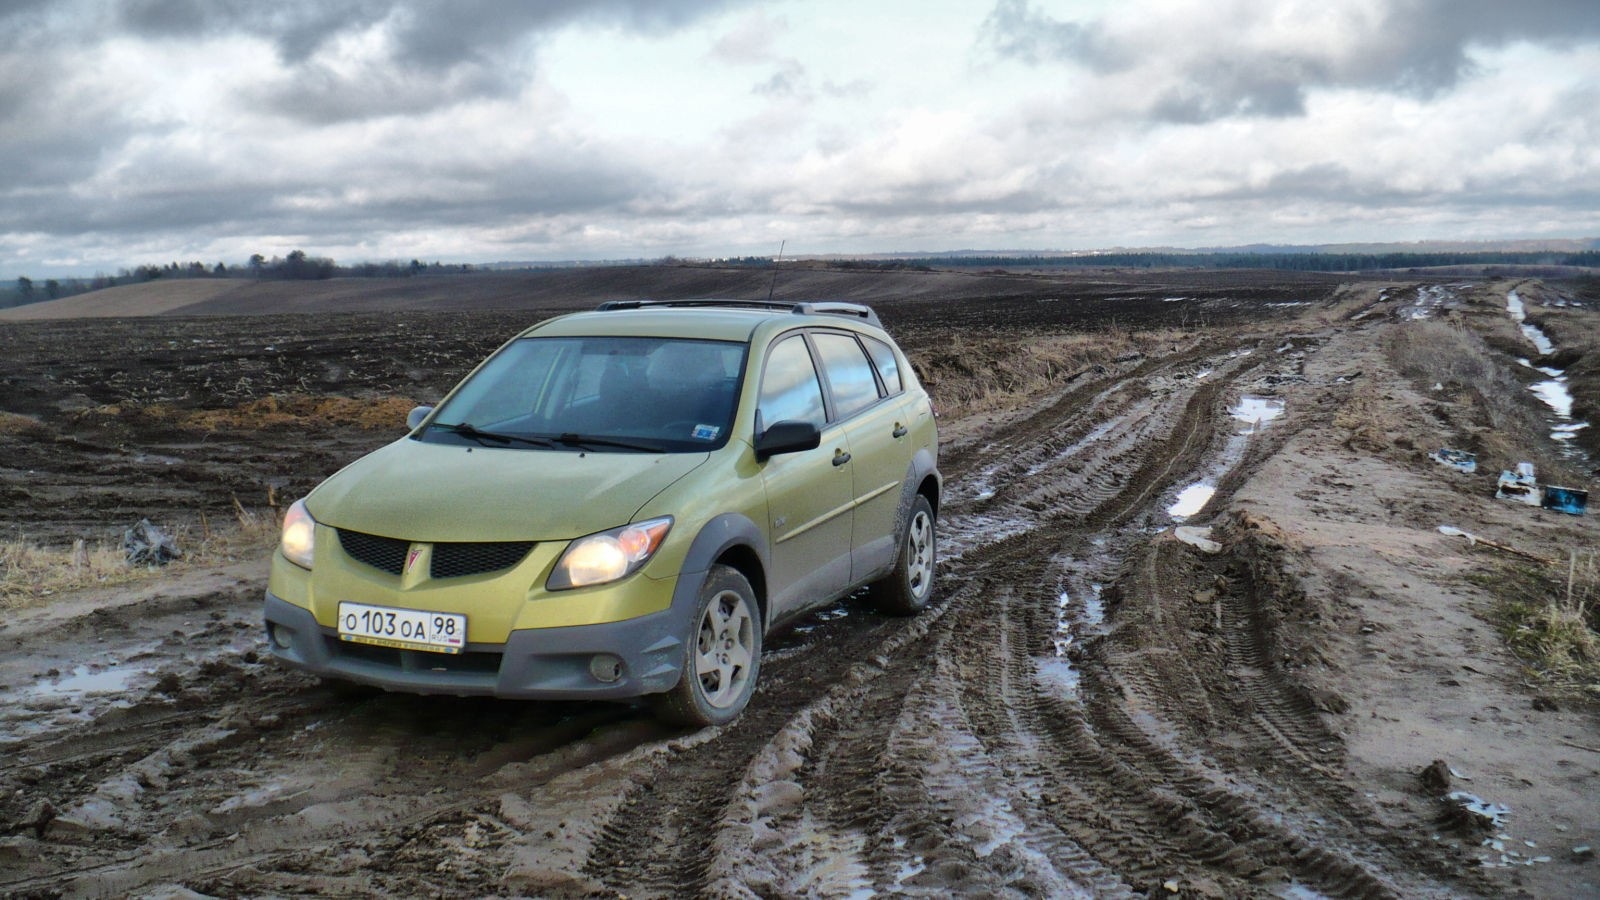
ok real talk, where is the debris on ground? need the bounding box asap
[1437,525,1553,565]
[1419,759,1452,793]
[1173,525,1222,554]
[1430,448,1478,474]
[1495,463,1541,506]
[1541,485,1588,516]
[123,519,182,566]
[1440,792,1510,834]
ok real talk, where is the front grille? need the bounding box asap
[338,529,407,575]
[431,541,536,579]
[336,529,534,579]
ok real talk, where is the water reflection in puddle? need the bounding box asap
[28,664,143,698]
[1230,396,1285,433]
[1507,291,1556,356]
[1508,293,1592,451]
[1168,483,1216,519]
[1039,579,1107,699]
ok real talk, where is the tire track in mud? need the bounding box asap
[575,335,1374,897]
[1,680,650,898]
[580,329,1494,899]
[2,324,1493,897]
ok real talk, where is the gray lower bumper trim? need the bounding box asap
[262,593,685,700]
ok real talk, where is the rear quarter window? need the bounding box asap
[862,336,903,395]
[812,332,881,419]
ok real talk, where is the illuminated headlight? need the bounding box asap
[279,498,317,570]
[547,517,672,590]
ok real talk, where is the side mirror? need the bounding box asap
[754,420,821,461]
[406,405,434,430]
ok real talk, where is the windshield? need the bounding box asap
[421,336,746,453]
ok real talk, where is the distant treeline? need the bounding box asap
[8,247,1600,310]
[2,251,480,308]
[885,250,1600,272]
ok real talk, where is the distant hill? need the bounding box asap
[1,265,1088,321]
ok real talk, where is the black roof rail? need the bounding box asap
[595,299,882,329]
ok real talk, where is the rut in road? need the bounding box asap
[579,331,1490,898]
[0,319,1499,897]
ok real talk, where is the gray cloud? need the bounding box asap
[977,0,1125,71]
[113,0,752,123]
[113,0,744,67]
[981,0,1600,123]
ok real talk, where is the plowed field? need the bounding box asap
[1,271,1597,898]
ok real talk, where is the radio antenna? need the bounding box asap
[766,240,786,303]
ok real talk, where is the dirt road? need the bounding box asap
[1,274,1597,897]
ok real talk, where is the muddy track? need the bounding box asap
[1,318,1500,898]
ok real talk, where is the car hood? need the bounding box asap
[306,438,708,543]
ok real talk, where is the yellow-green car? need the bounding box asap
[264,300,939,725]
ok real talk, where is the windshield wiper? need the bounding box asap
[552,432,665,453]
[431,422,554,448]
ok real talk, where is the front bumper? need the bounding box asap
[263,592,686,700]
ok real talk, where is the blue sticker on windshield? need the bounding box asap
[692,424,720,440]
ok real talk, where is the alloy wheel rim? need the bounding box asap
[695,589,755,708]
[906,510,934,599]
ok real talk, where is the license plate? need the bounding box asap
[337,602,466,654]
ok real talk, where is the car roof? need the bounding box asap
[524,300,887,343]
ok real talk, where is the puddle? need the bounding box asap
[1039,570,1108,700]
[1530,379,1575,419]
[890,834,926,888]
[26,663,144,698]
[1168,483,1215,519]
[1507,293,1591,452]
[1035,657,1081,697]
[1507,290,1556,356]
[1404,284,1456,320]
[1230,396,1285,432]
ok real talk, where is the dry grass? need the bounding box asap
[136,394,420,431]
[0,411,48,436]
[1483,552,1600,692]
[0,497,280,610]
[910,326,1180,419]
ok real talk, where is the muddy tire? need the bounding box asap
[869,494,936,616]
[653,565,762,727]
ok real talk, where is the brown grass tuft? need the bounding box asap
[0,411,48,436]
[1483,551,1600,690]
[909,327,1180,419]
[0,501,280,610]
[123,394,419,432]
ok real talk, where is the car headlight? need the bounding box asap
[547,517,672,590]
[279,498,317,570]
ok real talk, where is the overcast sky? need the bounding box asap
[3,0,1598,278]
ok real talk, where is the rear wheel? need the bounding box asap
[869,494,936,616]
[653,565,762,727]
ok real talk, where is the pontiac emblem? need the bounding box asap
[406,547,423,573]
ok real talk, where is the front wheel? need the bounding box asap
[869,494,936,616]
[653,565,762,727]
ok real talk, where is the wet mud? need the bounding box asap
[1,273,1596,897]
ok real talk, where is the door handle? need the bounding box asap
[892,424,908,438]
[832,450,852,467]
